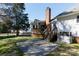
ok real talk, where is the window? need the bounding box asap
[33,25,37,29]
[77,16,79,22]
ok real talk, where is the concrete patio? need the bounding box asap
[16,39,58,56]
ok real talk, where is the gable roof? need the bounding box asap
[57,7,79,18]
[51,8,79,21]
[50,7,79,22]
[57,11,79,18]
[57,11,73,17]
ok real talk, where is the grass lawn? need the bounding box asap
[0,35,41,56]
[0,35,41,45]
[47,44,79,56]
[1,35,79,56]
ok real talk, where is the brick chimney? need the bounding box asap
[45,7,51,32]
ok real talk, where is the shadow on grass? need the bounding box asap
[0,35,16,40]
[47,44,79,56]
[0,43,24,56]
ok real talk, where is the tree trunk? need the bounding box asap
[16,29,19,36]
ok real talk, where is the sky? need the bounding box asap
[25,3,77,22]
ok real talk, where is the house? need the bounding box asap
[31,6,79,43]
[55,8,79,43]
[31,19,46,38]
[31,7,52,38]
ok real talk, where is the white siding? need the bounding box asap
[57,14,79,36]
